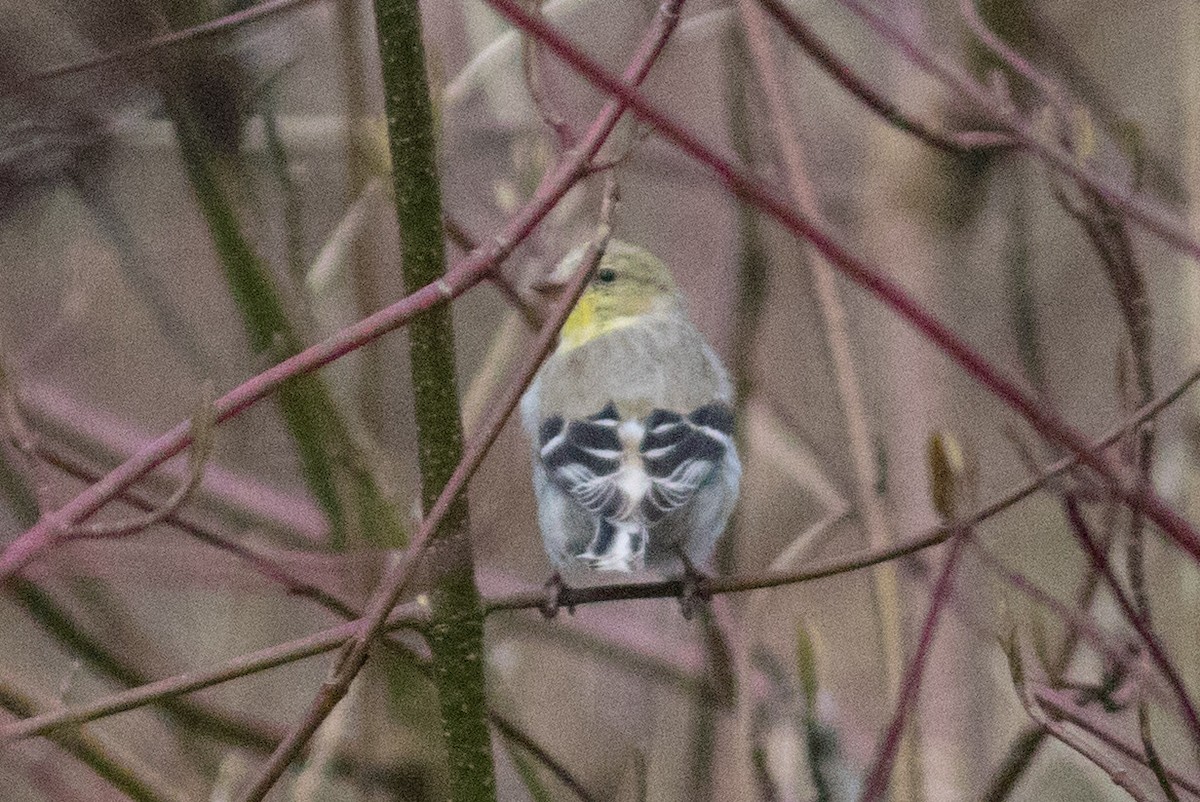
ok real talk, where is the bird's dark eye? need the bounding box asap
[595,268,616,284]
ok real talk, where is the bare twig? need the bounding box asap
[490,711,600,802]
[12,0,320,96]
[1139,704,1185,802]
[521,0,573,148]
[0,603,427,744]
[860,532,968,801]
[760,0,1012,155]
[61,384,215,540]
[1035,688,1200,798]
[1063,497,1200,742]
[482,0,1200,568]
[737,3,918,796]
[1005,641,1154,801]
[0,677,191,802]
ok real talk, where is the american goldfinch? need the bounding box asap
[520,240,740,576]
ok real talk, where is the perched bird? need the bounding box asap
[520,240,740,578]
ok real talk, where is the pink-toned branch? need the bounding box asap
[1063,497,1200,742]
[482,0,1200,567]
[0,0,684,585]
[859,532,969,801]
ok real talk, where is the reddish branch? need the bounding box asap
[1063,497,1200,741]
[815,0,1200,264]
[757,0,1012,154]
[859,533,969,801]
[0,0,683,585]
[482,0,1200,568]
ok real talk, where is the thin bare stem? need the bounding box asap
[482,0,1200,567]
[61,384,215,540]
[490,712,599,802]
[0,603,427,744]
[1140,704,1185,802]
[0,678,190,802]
[10,0,320,96]
[1005,644,1154,801]
[0,0,683,585]
[860,532,968,802]
[958,0,1062,104]
[737,3,916,796]
[1035,688,1200,798]
[521,0,573,148]
[1063,497,1200,742]
[760,0,1012,155]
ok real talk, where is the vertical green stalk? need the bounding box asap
[372,1,495,800]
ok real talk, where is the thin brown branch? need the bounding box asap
[760,0,1013,155]
[521,0,573,148]
[11,0,320,96]
[1139,704,1185,802]
[1006,643,1154,801]
[737,3,917,794]
[61,384,215,540]
[860,532,968,801]
[484,0,1200,567]
[0,602,427,744]
[1063,497,1200,742]
[490,711,599,802]
[1035,688,1200,799]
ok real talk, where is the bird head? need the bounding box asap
[537,240,683,352]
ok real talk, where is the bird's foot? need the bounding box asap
[675,550,712,621]
[540,572,575,619]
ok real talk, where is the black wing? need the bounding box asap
[639,402,734,522]
[537,402,625,518]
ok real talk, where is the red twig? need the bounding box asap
[481,0,1200,567]
[0,0,684,585]
[1035,688,1200,798]
[10,0,320,97]
[1063,497,1200,742]
[859,532,968,801]
[815,0,1200,264]
[758,0,1012,155]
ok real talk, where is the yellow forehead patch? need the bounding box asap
[558,290,642,352]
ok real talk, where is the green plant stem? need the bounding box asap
[159,57,405,549]
[372,0,494,799]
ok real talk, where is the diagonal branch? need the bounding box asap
[1063,497,1200,742]
[11,0,319,96]
[482,0,1200,567]
[860,532,969,801]
[787,0,1200,263]
[0,0,684,586]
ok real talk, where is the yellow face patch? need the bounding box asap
[558,288,645,352]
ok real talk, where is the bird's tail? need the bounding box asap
[578,519,646,572]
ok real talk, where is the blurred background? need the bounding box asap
[1,0,1199,799]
